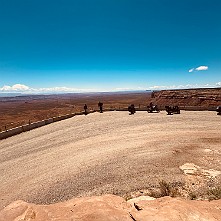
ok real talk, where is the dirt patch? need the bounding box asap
[199,137,221,144]
[0,111,221,209]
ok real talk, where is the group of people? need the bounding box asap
[83,102,221,116]
[84,102,181,115]
[84,102,103,115]
[128,103,160,115]
[128,103,181,115]
[82,101,221,117]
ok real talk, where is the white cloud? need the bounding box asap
[0,84,100,93]
[188,66,208,72]
[148,82,221,90]
[0,82,220,94]
[1,85,12,91]
[0,84,147,93]
[0,84,30,91]
[195,66,208,71]
[12,84,30,90]
[30,86,98,93]
[149,85,177,90]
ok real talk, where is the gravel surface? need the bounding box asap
[0,111,221,209]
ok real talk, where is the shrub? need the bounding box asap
[209,186,221,200]
[159,180,171,196]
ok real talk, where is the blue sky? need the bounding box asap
[0,0,220,93]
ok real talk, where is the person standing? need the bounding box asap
[128,104,136,114]
[84,104,88,115]
[98,101,103,113]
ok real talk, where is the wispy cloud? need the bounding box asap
[0,84,95,93]
[149,82,220,90]
[113,87,145,91]
[0,84,146,93]
[189,66,209,72]
[188,68,194,73]
[0,82,220,94]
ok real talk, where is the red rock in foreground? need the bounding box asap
[0,195,221,221]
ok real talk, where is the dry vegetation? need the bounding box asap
[124,178,221,201]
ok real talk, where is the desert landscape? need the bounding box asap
[0,92,150,132]
[1,88,221,132]
[1,0,221,219]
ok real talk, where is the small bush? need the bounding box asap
[159,180,171,197]
[209,187,221,200]
[149,180,181,198]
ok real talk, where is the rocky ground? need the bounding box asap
[1,195,221,221]
[0,111,221,213]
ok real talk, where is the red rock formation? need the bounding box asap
[1,195,221,221]
[152,88,221,108]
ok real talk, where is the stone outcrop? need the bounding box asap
[1,194,221,221]
[151,88,221,108]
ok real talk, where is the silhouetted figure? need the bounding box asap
[98,101,103,113]
[147,102,160,113]
[131,104,136,114]
[165,106,173,115]
[128,104,136,115]
[165,105,180,115]
[84,104,88,115]
[173,106,180,114]
[217,106,221,115]
[128,105,132,114]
